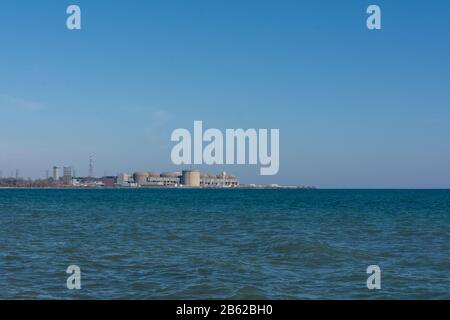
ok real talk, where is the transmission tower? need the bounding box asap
[89,155,94,178]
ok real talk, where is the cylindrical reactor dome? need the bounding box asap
[182,170,200,187]
[133,171,149,186]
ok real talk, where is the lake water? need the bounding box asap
[0,189,449,299]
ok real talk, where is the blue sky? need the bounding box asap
[0,0,449,187]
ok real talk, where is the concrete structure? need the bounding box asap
[182,170,201,187]
[133,171,149,186]
[53,166,60,181]
[62,166,73,185]
[128,170,238,188]
[200,172,238,187]
[117,173,132,186]
[131,171,181,187]
[102,176,116,187]
[148,172,180,186]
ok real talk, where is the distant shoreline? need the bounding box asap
[0,186,314,190]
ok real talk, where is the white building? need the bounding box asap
[117,173,137,187]
[52,166,60,181]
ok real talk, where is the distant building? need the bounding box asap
[182,170,200,187]
[117,173,133,186]
[200,172,238,187]
[53,166,60,181]
[102,176,116,187]
[62,166,73,185]
[128,170,238,188]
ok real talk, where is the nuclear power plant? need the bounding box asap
[119,170,239,188]
[1,161,241,188]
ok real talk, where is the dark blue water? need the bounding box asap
[0,189,449,299]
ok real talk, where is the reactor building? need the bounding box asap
[118,170,239,188]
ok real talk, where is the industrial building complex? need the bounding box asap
[120,170,239,188]
[0,167,239,188]
[1,157,308,189]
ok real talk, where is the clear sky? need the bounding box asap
[0,0,449,188]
